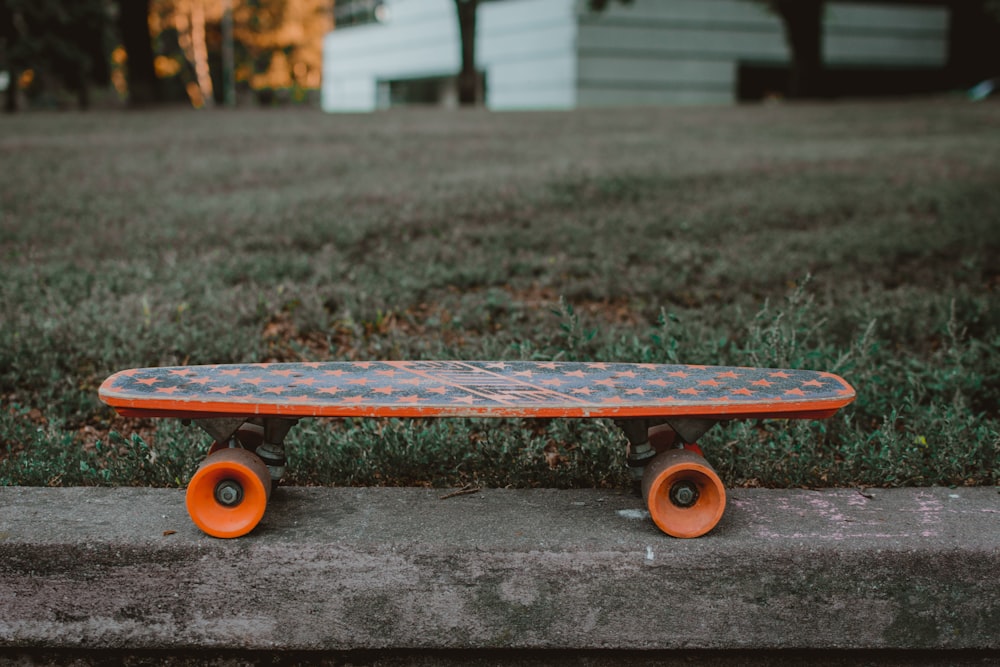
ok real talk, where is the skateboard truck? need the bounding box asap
[257,418,296,483]
[190,418,245,445]
[179,417,298,539]
[617,417,719,477]
[617,419,657,482]
[192,417,295,484]
[663,418,719,446]
[617,416,728,537]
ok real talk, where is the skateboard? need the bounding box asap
[99,361,855,539]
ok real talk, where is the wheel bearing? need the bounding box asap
[669,480,699,508]
[214,479,244,507]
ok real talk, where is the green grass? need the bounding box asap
[1,100,998,490]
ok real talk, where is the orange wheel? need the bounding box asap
[185,447,271,538]
[641,448,726,538]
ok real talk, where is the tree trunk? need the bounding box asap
[455,0,478,106]
[773,0,825,99]
[118,0,160,106]
[189,0,215,107]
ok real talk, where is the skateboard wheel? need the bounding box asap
[186,447,271,538]
[641,448,726,538]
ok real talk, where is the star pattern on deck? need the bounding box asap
[104,361,853,411]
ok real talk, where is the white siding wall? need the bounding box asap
[323,0,578,112]
[575,0,784,106]
[825,4,948,66]
[479,0,578,109]
[322,0,460,112]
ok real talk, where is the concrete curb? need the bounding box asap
[1,486,998,651]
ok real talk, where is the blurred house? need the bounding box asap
[321,0,948,111]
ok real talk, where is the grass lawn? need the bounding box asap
[1,99,998,490]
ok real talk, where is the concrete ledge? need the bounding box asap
[1,486,998,651]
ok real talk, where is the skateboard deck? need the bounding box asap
[99,360,854,421]
[98,361,855,540]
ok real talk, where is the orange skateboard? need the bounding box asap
[99,361,855,539]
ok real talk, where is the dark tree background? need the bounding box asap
[1,0,109,110]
